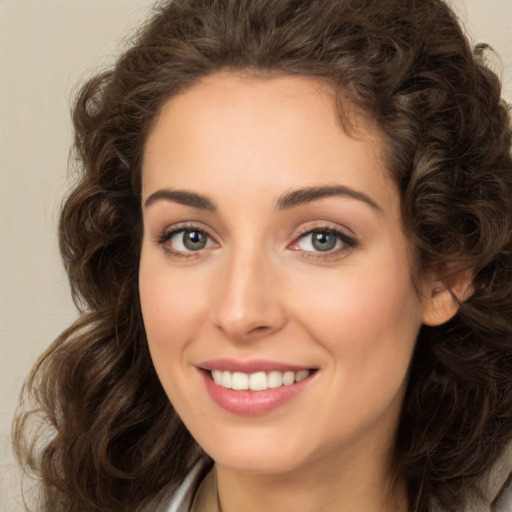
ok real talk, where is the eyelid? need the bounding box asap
[293,221,356,241]
[288,222,358,259]
[154,221,219,258]
[152,220,358,260]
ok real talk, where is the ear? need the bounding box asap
[422,269,474,327]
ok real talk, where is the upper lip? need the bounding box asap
[199,358,315,373]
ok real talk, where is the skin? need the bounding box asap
[139,73,450,512]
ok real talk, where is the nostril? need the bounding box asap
[252,325,270,332]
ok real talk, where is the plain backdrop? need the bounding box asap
[1,1,511,510]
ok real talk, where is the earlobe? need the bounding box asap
[421,269,474,327]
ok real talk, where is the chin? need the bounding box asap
[211,450,308,476]
[195,426,326,476]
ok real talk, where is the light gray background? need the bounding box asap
[1,1,511,510]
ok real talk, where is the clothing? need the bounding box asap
[474,441,512,512]
[163,444,512,512]
[163,462,203,512]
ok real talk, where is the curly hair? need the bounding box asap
[13,0,512,511]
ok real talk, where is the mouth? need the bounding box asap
[205,368,316,391]
[198,361,318,415]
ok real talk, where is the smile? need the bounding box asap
[210,369,311,391]
[199,361,318,415]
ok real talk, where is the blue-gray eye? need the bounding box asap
[170,229,211,251]
[295,229,344,252]
[311,231,338,251]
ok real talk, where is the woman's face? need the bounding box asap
[139,73,432,476]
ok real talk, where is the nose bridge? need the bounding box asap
[211,238,286,341]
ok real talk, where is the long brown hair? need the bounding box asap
[14,1,512,511]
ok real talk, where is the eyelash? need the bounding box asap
[155,223,357,260]
[289,226,357,260]
[156,223,217,259]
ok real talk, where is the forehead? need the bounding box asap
[142,72,396,212]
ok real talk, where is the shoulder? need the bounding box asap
[430,442,512,512]
[150,448,512,512]
[450,442,512,512]
[494,477,512,512]
[484,441,512,512]
[154,462,207,512]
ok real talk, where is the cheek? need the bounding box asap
[138,254,209,360]
[292,258,422,366]
[138,258,212,411]
[295,265,421,427]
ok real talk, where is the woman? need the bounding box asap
[14,0,512,511]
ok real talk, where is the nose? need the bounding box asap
[210,247,287,343]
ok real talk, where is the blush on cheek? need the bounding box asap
[300,270,421,359]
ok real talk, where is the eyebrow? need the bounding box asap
[143,184,382,213]
[144,189,217,211]
[276,185,382,212]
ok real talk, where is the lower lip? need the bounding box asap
[201,371,313,416]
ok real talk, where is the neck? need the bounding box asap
[213,441,407,512]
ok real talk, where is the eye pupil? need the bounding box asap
[312,231,337,251]
[183,230,207,250]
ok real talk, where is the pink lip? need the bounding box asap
[199,358,311,373]
[198,360,316,416]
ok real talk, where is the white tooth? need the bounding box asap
[295,370,309,382]
[221,371,232,389]
[212,370,223,385]
[249,371,268,391]
[232,372,249,390]
[267,371,283,388]
[282,371,295,386]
